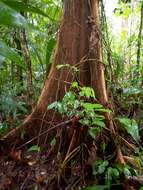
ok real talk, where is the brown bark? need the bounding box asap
[20,29,33,105]
[14,33,23,86]
[1,0,115,153]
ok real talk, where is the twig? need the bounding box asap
[18,119,72,149]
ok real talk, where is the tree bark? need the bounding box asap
[136,2,143,80]
[20,29,33,105]
[1,0,114,152]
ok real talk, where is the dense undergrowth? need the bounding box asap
[0,81,143,189]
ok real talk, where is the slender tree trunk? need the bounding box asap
[20,29,33,104]
[10,61,15,85]
[1,0,116,155]
[14,33,23,87]
[136,2,143,81]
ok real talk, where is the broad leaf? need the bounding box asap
[95,108,111,113]
[118,118,140,142]
[0,55,5,66]
[50,138,56,146]
[56,64,70,70]
[80,87,95,99]
[47,101,64,113]
[1,0,49,18]
[88,127,101,139]
[45,37,56,71]
[27,145,40,152]
[71,81,79,89]
[92,120,105,128]
[81,102,103,111]
[80,118,90,126]
[0,1,29,28]
[98,161,109,174]
[0,40,23,66]
[106,167,120,183]
[63,92,76,103]
[123,88,143,96]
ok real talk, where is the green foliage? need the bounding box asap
[105,167,120,186]
[79,87,95,99]
[45,37,56,69]
[0,0,61,135]
[50,137,56,146]
[123,87,143,96]
[27,145,40,152]
[0,1,29,29]
[91,161,137,189]
[0,40,23,66]
[48,82,109,139]
[123,165,131,176]
[57,64,79,73]
[118,117,140,142]
[0,85,28,118]
[1,0,49,18]
[83,186,108,190]
[0,121,9,135]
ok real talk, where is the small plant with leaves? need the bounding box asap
[48,82,110,139]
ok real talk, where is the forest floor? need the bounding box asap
[0,98,143,190]
[0,149,58,190]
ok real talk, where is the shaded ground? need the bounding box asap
[0,147,91,190]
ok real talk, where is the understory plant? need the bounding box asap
[48,81,110,140]
[47,82,143,189]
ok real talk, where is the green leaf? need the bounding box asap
[83,185,108,190]
[71,81,79,89]
[0,1,29,28]
[95,108,111,113]
[47,101,58,110]
[1,0,49,18]
[45,37,56,69]
[95,114,105,120]
[50,138,56,146]
[63,92,76,103]
[88,127,101,139]
[0,55,5,66]
[56,64,70,70]
[92,120,105,128]
[80,118,90,126]
[118,118,140,142]
[80,87,95,99]
[123,88,143,96]
[0,40,24,66]
[111,168,120,177]
[0,122,9,135]
[81,102,103,111]
[27,145,40,152]
[124,167,131,176]
[46,3,62,21]
[98,161,109,174]
[105,167,119,186]
[47,101,65,114]
[106,167,119,183]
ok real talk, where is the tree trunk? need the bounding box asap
[136,2,143,81]
[14,32,23,87]
[1,0,115,153]
[20,29,33,105]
